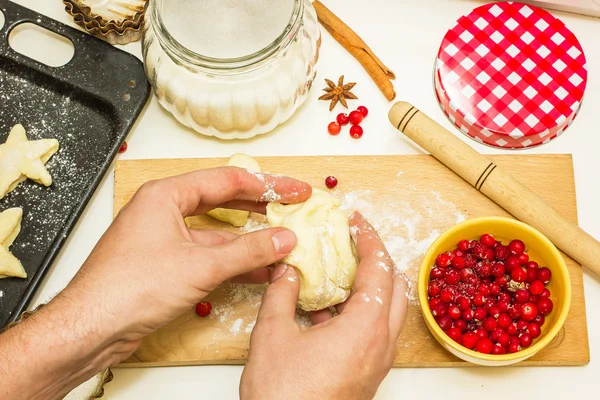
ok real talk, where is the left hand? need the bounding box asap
[0,167,312,399]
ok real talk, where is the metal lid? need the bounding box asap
[434,1,587,149]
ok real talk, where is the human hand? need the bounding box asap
[240,212,408,400]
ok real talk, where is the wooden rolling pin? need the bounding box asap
[388,101,600,279]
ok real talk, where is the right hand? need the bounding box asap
[240,212,409,400]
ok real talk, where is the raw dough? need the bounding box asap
[207,153,261,227]
[0,124,59,200]
[267,189,358,311]
[0,207,27,279]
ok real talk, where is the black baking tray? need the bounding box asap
[0,1,150,328]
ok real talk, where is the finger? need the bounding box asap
[334,293,352,314]
[214,200,268,214]
[202,228,297,282]
[152,167,312,217]
[344,212,394,314]
[255,264,300,330]
[310,309,333,325]
[229,268,271,284]
[389,272,409,343]
[188,229,238,246]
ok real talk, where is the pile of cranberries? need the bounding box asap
[427,234,554,355]
[328,106,368,138]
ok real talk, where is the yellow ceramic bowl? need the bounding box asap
[418,217,571,366]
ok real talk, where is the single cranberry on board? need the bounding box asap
[325,176,338,189]
[327,121,341,136]
[357,105,369,117]
[349,125,363,139]
[348,110,364,125]
[195,301,212,317]
[118,141,128,153]
[336,113,349,126]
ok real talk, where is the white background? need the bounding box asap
[4,0,600,398]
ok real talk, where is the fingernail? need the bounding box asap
[272,229,297,255]
[271,264,289,282]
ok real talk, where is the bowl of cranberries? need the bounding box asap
[418,217,571,366]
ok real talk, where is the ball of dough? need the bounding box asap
[266,189,358,311]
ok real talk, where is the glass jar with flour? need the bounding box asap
[142,0,321,140]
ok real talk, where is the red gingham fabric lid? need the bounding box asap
[434,1,587,149]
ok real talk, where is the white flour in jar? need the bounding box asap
[162,0,295,58]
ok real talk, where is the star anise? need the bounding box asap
[318,75,358,111]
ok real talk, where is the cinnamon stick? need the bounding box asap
[313,0,396,101]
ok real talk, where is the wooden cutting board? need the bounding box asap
[113,155,589,367]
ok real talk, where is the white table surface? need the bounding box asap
[5,0,600,398]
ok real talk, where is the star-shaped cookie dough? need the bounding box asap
[0,124,59,200]
[0,207,27,279]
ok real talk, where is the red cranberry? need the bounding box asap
[483,317,498,332]
[496,275,508,286]
[498,292,511,303]
[477,284,490,296]
[540,288,551,299]
[464,256,476,269]
[475,328,489,340]
[471,242,488,260]
[474,262,491,278]
[536,298,553,316]
[440,287,455,303]
[534,314,545,325]
[506,323,518,336]
[349,125,363,139]
[325,176,338,189]
[494,246,510,261]
[473,293,486,307]
[445,269,460,285]
[462,308,475,321]
[529,295,539,303]
[514,289,530,304]
[508,304,522,320]
[491,344,505,354]
[457,296,471,311]
[511,267,527,283]
[336,113,349,126]
[505,256,521,272]
[521,303,538,321]
[327,122,341,135]
[519,333,533,348]
[485,248,495,261]
[491,263,505,278]
[436,253,452,268]
[446,327,462,343]
[488,306,500,319]
[436,315,453,331]
[480,233,496,248]
[356,105,369,117]
[528,322,541,338]
[453,249,465,258]
[348,110,364,125]
[526,268,538,283]
[476,338,493,354]
[460,268,475,282]
[448,305,462,320]
[458,240,471,252]
[462,332,478,349]
[526,261,539,270]
[195,301,212,317]
[429,298,441,310]
[497,313,512,328]
[118,141,128,153]
[428,280,442,297]
[497,300,509,312]
[484,298,496,310]
[508,342,521,353]
[490,328,504,341]
[498,332,510,347]
[490,283,501,296]
[432,302,448,317]
[452,256,466,270]
[474,307,487,321]
[430,267,444,280]
[454,319,468,332]
[518,253,529,264]
[537,267,552,283]
[509,239,525,255]
[517,319,529,331]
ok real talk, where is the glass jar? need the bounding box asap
[142,0,321,140]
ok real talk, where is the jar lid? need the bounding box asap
[434,1,587,149]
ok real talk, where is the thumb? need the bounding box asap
[256,264,301,329]
[207,228,297,281]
